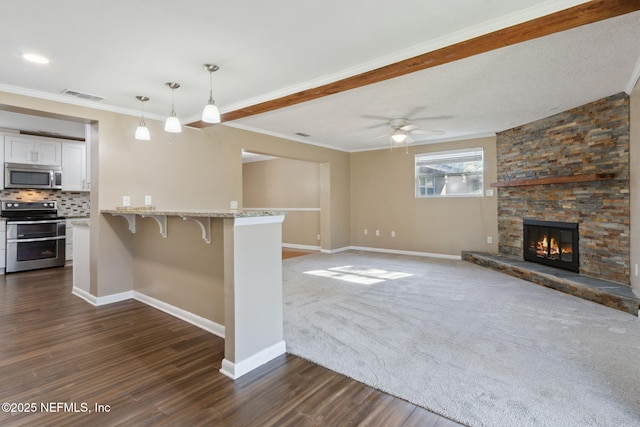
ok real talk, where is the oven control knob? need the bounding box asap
[6,203,11,207]
[12,203,18,207]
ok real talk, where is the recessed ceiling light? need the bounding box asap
[23,53,49,64]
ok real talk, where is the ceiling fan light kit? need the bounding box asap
[164,82,182,133]
[391,129,407,143]
[202,64,221,123]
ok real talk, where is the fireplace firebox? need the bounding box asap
[523,219,579,272]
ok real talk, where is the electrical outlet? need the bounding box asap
[364,229,368,235]
[485,189,494,197]
[122,196,130,207]
[317,234,321,241]
[144,195,152,206]
[230,200,238,209]
[375,230,380,236]
[391,231,396,237]
[487,236,493,244]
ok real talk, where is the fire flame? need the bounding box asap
[536,236,572,258]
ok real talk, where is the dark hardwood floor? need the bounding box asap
[0,266,463,426]
[282,248,319,260]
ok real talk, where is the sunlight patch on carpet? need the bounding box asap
[304,265,414,285]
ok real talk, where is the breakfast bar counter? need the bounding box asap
[101,208,286,380]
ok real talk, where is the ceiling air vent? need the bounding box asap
[61,89,104,102]
[295,132,311,137]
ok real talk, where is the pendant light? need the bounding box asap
[134,96,151,140]
[201,64,220,123]
[164,82,181,133]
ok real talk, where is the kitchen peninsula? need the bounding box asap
[100,208,286,380]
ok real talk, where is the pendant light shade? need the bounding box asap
[164,82,182,133]
[202,103,220,123]
[135,124,151,140]
[134,96,151,140]
[201,64,221,123]
[164,116,181,133]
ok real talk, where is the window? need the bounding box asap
[415,147,484,197]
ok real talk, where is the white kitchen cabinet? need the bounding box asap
[0,219,5,272]
[66,218,90,262]
[72,222,90,293]
[5,135,62,165]
[0,135,4,189]
[62,142,88,191]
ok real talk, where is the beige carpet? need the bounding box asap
[283,250,640,426]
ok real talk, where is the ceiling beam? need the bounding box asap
[186,0,640,128]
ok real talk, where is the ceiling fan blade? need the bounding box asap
[410,129,445,135]
[401,124,418,131]
[367,133,390,142]
[362,114,393,121]
[363,122,391,130]
[403,106,427,119]
[409,115,453,122]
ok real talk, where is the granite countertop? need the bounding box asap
[101,209,285,218]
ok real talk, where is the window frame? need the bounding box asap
[415,147,484,198]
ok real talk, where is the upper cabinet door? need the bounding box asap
[61,142,87,191]
[5,136,34,163]
[5,135,62,165]
[35,139,62,165]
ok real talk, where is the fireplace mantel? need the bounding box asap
[490,173,615,188]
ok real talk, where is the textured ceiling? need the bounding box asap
[0,1,639,151]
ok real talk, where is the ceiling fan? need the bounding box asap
[365,110,446,150]
[386,118,445,145]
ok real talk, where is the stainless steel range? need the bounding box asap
[1,201,66,273]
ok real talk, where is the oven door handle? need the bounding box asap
[7,220,66,225]
[7,236,66,243]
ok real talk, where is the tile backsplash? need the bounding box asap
[0,189,90,217]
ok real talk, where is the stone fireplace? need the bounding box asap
[495,93,630,285]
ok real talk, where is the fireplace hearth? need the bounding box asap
[523,219,579,272]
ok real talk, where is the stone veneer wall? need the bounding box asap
[496,93,629,284]
[0,189,90,217]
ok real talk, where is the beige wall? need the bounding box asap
[133,217,225,324]
[0,91,350,324]
[243,158,321,247]
[350,136,498,256]
[220,125,351,250]
[630,80,640,294]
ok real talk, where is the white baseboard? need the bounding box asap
[133,292,225,339]
[71,289,134,306]
[71,287,97,305]
[283,243,321,250]
[219,340,287,380]
[88,290,135,306]
[321,246,351,254]
[322,245,461,260]
[70,287,225,338]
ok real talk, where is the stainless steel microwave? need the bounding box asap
[5,162,63,190]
